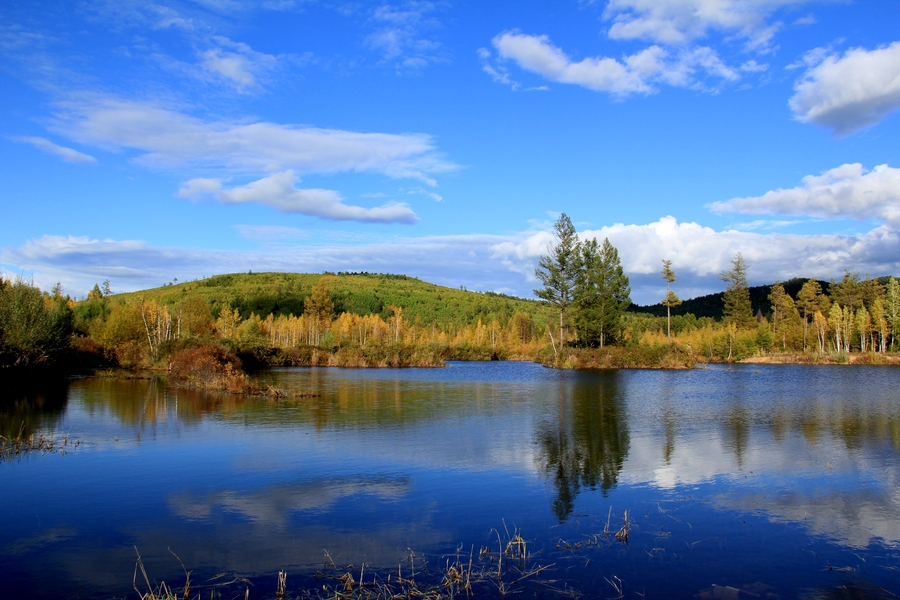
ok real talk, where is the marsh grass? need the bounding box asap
[131,519,639,600]
[309,530,557,600]
[545,345,697,370]
[134,548,252,600]
[0,421,79,460]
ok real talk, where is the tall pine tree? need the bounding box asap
[574,238,631,348]
[534,213,579,350]
[720,252,753,328]
[660,259,681,343]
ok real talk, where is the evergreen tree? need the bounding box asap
[535,213,580,351]
[796,279,823,351]
[768,281,786,334]
[720,252,753,328]
[831,271,862,311]
[574,238,631,348]
[660,259,681,343]
[768,282,799,351]
[304,280,335,346]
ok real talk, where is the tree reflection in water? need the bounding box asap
[0,378,69,439]
[535,371,629,521]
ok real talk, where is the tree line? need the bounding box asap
[3,216,900,376]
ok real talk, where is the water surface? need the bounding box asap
[3,362,900,598]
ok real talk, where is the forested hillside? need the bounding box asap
[5,260,900,381]
[630,278,833,319]
[113,271,547,329]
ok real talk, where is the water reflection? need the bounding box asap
[5,363,900,599]
[0,378,68,439]
[72,377,261,435]
[535,372,629,521]
[168,475,411,525]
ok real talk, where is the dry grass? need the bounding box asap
[131,516,638,600]
[0,422,80,461]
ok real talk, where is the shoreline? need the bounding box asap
[734,352,900,365]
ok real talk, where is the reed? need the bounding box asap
[130,517,635,600]
[0,421,80,460]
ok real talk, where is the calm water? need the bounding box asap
[3,362,900,599]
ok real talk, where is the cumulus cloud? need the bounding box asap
[491,216,900,303]
[179,170,420,223]
[709,163,900,226]
[51,97,455,184]
[602,0,812,50]
[489,32,738,96]
[12,136,96,164]
[7,217,897,304]
[790,41,900,135]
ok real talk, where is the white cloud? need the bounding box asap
[1,232,527,299]
[739,59,768,73]
[12,136,96,164]
[602,0,812,50]
[789,41,900,135]
[492,32,655,96]
[198,36,279,91]
[179,170,420,223]
[234,225,307,241]
[489,32,739,96]
[709,164,900,227]
[7,218,900,304]
[51,97,456,184]
[491,216,900,303]
[365,1,446,69]
[730,219,804,231]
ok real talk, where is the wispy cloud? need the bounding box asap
[11,136,96,164]
[365,1,448,70]
[6,218,900,304]
[488,31,738,97]
[789,41,900,135]
[179,170,420,223]
[1,231,526,298]
[234,224,307,241]
[730,219,805,232]
[602,0,815,51]
[51,97,457,184]
[709,163,900,227]
[196,36,280,92]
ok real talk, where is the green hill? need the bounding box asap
[113,271,549,328]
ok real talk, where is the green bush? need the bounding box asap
[0,278,73,371]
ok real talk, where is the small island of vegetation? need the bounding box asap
[3,213,900,388]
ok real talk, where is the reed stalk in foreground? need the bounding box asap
[130,516,641,600]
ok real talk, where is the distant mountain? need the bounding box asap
[629,278,832,320]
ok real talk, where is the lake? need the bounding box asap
[2,361,900,599]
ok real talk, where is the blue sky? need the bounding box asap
[2,0,900,304]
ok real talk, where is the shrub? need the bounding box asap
[168,345,248,392]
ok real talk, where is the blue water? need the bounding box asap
[2,362,900,598]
